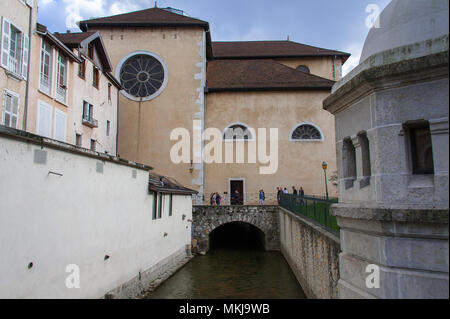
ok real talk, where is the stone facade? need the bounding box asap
[279,207,340,299]
[192,205,280,253]
[323,0,449,299]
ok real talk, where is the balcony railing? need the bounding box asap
[55,85,67,104]
[82,115,98,128]
[39,74,51,95]
[7,56,20,75]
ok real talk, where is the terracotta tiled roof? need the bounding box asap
[212,41,350,62]
[206,59,335,92]
[79,7,209,31]
[53,31,97,48]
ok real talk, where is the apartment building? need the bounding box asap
[25,24,121,155]
[0,0,36,130]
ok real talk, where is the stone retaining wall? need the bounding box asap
[279,207,340,299]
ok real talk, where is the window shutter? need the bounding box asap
[11,94,19,128]
[54,110,67,142]
[37,101,52,138]
[1,18,11,69]
[22,33,29,79]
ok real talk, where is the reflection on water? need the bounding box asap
[145,249,306,299]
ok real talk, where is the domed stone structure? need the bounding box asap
[323,0,448,299]
[360,0,449,63]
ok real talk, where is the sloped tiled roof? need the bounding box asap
[148,172,198,195]
[53,31,97,48]
[206,59,335,92]
[53,31,121,89]
[79,7,209,31]
[36,23,82,63]
[212,41,350,62]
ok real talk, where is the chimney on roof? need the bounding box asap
[155,1,157,8]
[287,35,290,41]
[67,30,71,33]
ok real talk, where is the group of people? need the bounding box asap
[209,192,222,206]
[276,186,305,204]
[209,186,305,206]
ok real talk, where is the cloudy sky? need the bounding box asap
[37,0,391,75]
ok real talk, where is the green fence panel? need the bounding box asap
[279,193,340,235]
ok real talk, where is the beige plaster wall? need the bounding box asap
[275,57,343,80]
[205,90,338,203]
[27,33,75,142]
[71,52,118,154]
[0,0,37,130]
[27,33,118,154]
[93,26,206,190]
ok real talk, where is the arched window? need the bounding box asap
[296,65,310,73]
[290,123,323,142]
[223,123,253,141]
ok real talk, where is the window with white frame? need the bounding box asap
[2,90,19,128]
[39,39,52,95]
[1,18,28,79]
[55,53,67,103]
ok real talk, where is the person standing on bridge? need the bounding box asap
[259,189,265,206]
[299,187,305,205]
[215,193,222,206]
[292,186,298,195]
[231,189,240,205]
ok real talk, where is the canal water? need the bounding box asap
[145,221,306,299]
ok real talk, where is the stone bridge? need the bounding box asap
[192,205,280,253]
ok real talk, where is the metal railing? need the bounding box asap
[279,193,339,235]
[40,74,51,95]
[8,56,19,75]
[82,115,98,128]
[56,85,67,104]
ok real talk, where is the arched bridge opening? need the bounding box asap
[209,222,266,251]
[192,205,280,254]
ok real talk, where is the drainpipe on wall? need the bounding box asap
[23,2,33,130]
[115,89,119,156]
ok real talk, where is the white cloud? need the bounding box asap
[40,0,55,4]
[341,41,364,77]
[63,0,107,29]
[62,0,150,29]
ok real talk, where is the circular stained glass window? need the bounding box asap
[117,52,168,101]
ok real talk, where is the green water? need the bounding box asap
[145,249,306,299]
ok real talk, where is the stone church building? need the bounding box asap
[78,6,350,204]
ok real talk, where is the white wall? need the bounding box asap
[0,134,192,298]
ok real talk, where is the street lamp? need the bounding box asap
[322,161,329,200]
